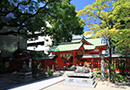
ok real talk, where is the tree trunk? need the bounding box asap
[109,38,112,81]
[17,29,20,50]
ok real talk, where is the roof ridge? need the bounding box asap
[57,43,82,46]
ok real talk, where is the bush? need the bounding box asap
[105,59,128,83]
[47,70,53,76]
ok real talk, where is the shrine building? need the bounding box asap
[39,36,130,73]
[46,36,107,70]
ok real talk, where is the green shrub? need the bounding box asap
[105,59,128,83]
[47,70,53,76]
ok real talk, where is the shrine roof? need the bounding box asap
[49,37,106,52]
[83,38,106,46]
[83,45,95,50]
[48,43,82,52]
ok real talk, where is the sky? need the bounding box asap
[70,0,96,33]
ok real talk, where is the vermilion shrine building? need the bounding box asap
[48,36,106,69]
[42,36,130,72]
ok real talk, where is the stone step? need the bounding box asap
[17,72,32,76]
[17,75,32,79]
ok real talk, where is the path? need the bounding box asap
[0,71,130,90]
[9,76,65,90]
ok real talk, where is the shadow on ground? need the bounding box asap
[0,73,62,90]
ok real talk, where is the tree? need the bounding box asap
[0,0,52,34]
[0,0,85,43]
[76,0,130,81]
[113,30,130,55]
[41,0,85,44]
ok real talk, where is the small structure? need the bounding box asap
[16,71,33,82]
[12,50,33,82]
[64,62,97,88]
[15,62,33,82]
[40,56,57,71]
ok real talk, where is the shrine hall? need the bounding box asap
[46,36,107,70]
[40,36,130,73]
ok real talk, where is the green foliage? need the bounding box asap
[114,73,128,82]
[77,0,130,81]
[94,70,101,77]
[114,33,130,55]
[77,0,130,55]
[30,51,47,65]
[0,0,85,44]
[47,69,53,76]
[64,56,69,59]
[45,0,85,44]
[105,59,128,83]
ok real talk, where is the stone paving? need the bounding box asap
[0,71,130,90]
[10,77,65,90]
[42,71,130,90]
[42,80,130,90]
[0,71,65,90]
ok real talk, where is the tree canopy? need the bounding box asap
[76,0,130,54]
[45,0,85,43]
[0,0,85,43]
[76,0,130,82]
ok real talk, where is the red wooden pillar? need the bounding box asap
[57,53,61,69]
[98,58,101,69]
[73,51,76,65]
[91,59,94,69]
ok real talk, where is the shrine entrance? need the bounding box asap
[61,56,73,69]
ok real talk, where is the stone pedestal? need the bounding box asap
[64,73,97,88]
[16,72,33,82]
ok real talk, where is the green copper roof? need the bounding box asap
[83,45,95,50]
[49,37,106,52]
[48,43,82,52]
[83,38,106,46]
